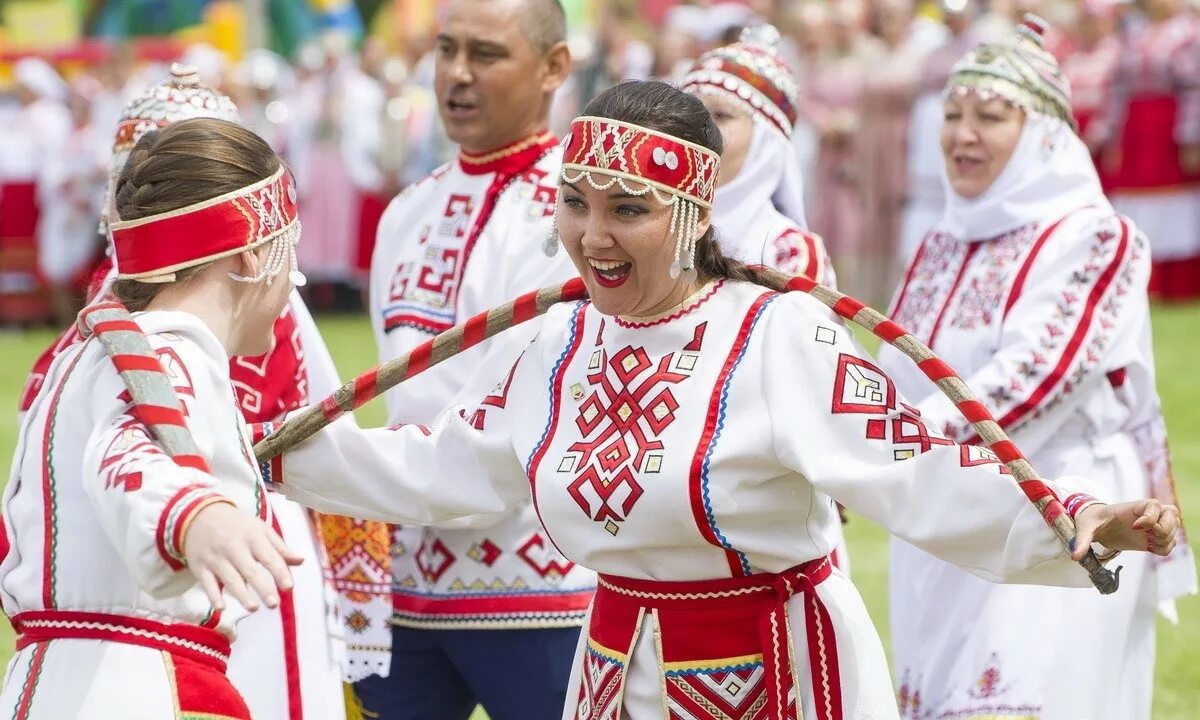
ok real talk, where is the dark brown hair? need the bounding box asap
[111,117,282,311]
[579,80,776,287]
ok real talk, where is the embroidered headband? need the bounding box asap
[946,14,1076,131]
[680,24,800,138]
[560,116,721,278]
[111,165,301,283]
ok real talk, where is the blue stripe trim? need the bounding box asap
[257,422,275,481]
[585,644,626,668]
[382,301,456,322]
[525,302,585,474]
[700,295,778,576]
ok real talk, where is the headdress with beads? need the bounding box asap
[679,24,800,137]
[945,14,1076,131]
[560,116,721,278]
[102,64,241,234]
[110,165,302,286]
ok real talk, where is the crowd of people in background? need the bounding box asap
[2,0,1199,332]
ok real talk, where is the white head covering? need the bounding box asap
[712,121,809,258]
[936,113,1111,240]
[937,15,1111,239]
[681,25,809,257]
[14,58,67,102]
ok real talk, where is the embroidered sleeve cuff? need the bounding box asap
[250,422,286,487]
[248,421,275,445]
[1064,492,1102,518]
[156,485,235,570]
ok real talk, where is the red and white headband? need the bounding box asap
[111,165,303,285]
[560,117,721,277]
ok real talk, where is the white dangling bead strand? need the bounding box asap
[682,202,697,273]
[669,199,684,279]
[288,232,307,286]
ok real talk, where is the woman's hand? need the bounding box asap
[183,502,304,611]
[1072,499,1180,561]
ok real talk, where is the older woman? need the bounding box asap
[680,24,835,286]
[881,16,1195,720]
[266,80,1178,719]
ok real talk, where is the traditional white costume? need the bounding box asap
[266,113,1111,720]
[14,65,358,719]
[368,132,596,630]
[881,18,1196,720]
[0,158,311,720]
[0,59,70,324]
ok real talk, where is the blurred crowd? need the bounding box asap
[1,0,1198,329]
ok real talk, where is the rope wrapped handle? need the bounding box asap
[253,272,1120,594]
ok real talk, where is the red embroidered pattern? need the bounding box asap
[957,216,1136,443]
[665,665,768,718]
[563,326,705,534]
[891,232,969,335]
[576,644,624,720]
[951,224,1039,331]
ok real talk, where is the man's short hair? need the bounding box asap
[520,0,567,52]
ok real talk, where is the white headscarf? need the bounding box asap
[936,111,1111,240]
[712,120,808,260]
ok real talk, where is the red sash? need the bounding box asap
[578,556,841,720]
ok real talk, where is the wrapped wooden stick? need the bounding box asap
[252,277,589,462]
[80,301,211,473]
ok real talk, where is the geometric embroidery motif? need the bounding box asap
[665,663,769,720]
[830,354,896,415]
[576,644,625,720]
[565,328,702,535]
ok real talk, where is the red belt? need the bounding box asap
[12,610,231,673]
[591,556,840,720]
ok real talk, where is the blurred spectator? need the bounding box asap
[37,75,108,327]
[901,0,982,261]
[1063,0,1121,185]
[0,59,70,327]
[857,0,934,305]
[1094,0,1200,300]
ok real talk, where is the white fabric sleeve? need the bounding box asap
[761,293,1095,587]
[80,339,232,600]
[274,343,541,525]
[915,212,1149,457]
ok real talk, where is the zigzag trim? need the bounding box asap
[16,618,229,663]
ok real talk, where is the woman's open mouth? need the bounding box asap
[588,259,632,288]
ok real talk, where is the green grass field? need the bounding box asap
[1,306,1197,716]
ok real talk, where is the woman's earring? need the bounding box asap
[542,222,560,257]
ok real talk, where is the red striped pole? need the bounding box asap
[80,302,211,474]
[251,277,589,462]
[254,272,1118,594]
[767,270,1118,594]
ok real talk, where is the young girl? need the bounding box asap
[0,118,302,719]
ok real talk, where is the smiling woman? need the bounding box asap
[880,15,1196,720]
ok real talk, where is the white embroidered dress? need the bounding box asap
[368,133,596,629]
[880,111,1196,720]
[274,279,1101,720]
[0,311,268,718]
